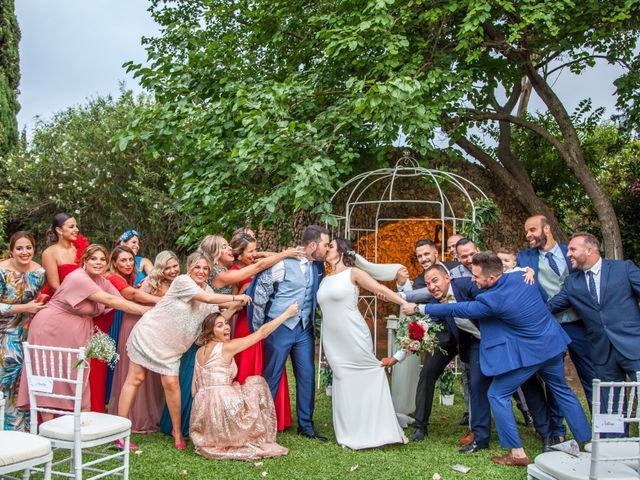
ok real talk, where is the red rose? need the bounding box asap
[408,322,426,341]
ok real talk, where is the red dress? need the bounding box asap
[231,265,292,431]
[40,235,90,297]
[89,274,131,413]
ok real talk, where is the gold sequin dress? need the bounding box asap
[189,342,288,460]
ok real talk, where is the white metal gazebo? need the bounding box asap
[326,154,489,354]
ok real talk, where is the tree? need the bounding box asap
[1,90,183,252]
[0,0,21,156]
[123,0,639,255]
[512,109,640,263]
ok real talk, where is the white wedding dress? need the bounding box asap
[317,268,408,449]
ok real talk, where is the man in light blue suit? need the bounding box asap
[547,232,640,382]
[423,252,591,467]
[247,225,330,440]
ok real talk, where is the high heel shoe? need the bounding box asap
[114,438,138,450]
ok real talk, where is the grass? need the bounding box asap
[30,366,581,480]
[122,373,546,480]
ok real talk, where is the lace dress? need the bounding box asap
[127,275,218,376]
[190,342,288,460]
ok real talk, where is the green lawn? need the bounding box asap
[124,376,546,480]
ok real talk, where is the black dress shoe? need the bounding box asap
[412,427,427,442]
[458,441,488,454]
[457,412,470,425]
[297,429,328,441]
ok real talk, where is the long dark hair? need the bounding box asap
[335,237,357,267]
[47,212,73,243]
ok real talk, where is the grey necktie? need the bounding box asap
[545,252,561,277]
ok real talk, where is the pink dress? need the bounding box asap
[189,342,288,460]
[126,275,218,376]
[18,268,120,411]
[107,281,164,432]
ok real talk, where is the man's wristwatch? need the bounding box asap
[413,304,420,314]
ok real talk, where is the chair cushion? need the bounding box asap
[584,442,640,470]
[39,412,131,442]
[0,431,51,467]
[535,451,639,480]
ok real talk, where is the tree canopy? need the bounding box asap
[123,0,640,254]
[1,90,182,252]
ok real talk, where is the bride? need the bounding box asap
[317,238,409,449]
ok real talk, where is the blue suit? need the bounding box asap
[247,260,325,433]
[425,272,591,448]
[518,245,595,437]
[547,259,640,382]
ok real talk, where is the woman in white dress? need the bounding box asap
[317,238,409,449]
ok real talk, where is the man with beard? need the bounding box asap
[382,265,478,444]
[517,215,596,444]
[548,233,640,383]
[395,239,441,292]
[420,252,591,466]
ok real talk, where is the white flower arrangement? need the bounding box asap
[74,328,119,369]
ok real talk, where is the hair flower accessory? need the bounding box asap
[346,249,356,256]
[118,230,140,243]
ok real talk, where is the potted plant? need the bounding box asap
[437,362,456,406]
[319,359,333,396]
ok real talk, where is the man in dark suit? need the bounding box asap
[547,232,640,382]
[382,265,480,446]
[423,252,591,466]
[517,215,596,442]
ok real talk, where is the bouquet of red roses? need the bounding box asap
[391,314,441,355]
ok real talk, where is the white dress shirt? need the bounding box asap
[271,256,310,282]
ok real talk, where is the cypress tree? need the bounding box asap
[0,0,21,156]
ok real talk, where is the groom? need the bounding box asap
[248,225,330,440]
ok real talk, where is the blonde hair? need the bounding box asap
[81,244,109,266]
[198,235,226,266]
[186,250,211,273]
[146,250,179,295]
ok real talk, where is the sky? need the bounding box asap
[16,0,626,136]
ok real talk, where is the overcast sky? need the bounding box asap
[16,0,626,135]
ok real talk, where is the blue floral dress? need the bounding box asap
[0,267,45,431]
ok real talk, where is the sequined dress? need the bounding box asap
[189,342,288,460]
[127,275,218,376]
[0,267,45,431]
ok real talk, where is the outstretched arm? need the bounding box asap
[222,303,299,361]
[352,268,407,306]
[86,290,150,316]
[423,300,492,320]
[192,291,251,306]
[547,285,572,313]
[211,247,302,288]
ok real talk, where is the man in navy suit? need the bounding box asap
[248,225,330,441]
[382,265,481,446]
[547,232,640,382]
[423,252,591,466]
[517,215,596,441]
